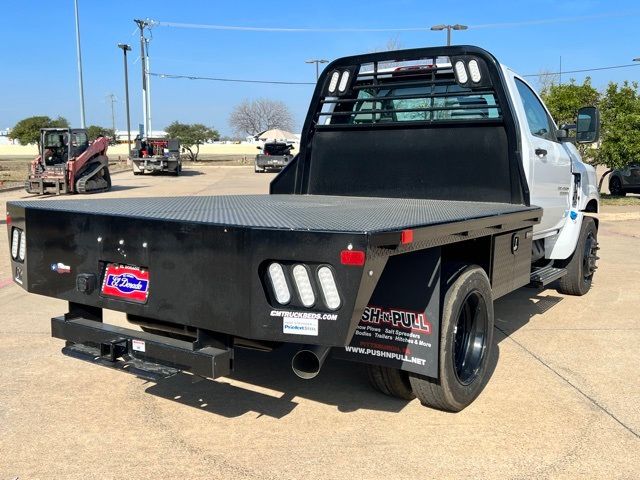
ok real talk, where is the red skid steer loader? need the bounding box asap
[25,128,111,195]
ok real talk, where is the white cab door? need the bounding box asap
[511,76,571,235]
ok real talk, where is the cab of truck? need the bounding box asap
[273,46,599,268]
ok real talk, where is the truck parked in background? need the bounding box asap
[255,142,294,172]
[7,46,600,411]
[131,137,181,176]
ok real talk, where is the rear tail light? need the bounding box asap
[268,263,291,305]
[18,231,26,261]
[317,267,341,310]
[292,265,315,307]
[11,228,20,260]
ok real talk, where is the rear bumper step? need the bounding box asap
[51,316,233,380]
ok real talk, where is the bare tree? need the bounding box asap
[369,36,404,53]
[535,69,560,95]
[229,99,295,136]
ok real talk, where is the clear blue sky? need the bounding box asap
[1,0,639,135]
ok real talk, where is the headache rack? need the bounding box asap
[315,55,503,128]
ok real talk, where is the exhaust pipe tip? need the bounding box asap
[292,345,330,380]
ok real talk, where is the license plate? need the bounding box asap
[101,264,150,303]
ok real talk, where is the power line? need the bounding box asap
[470,11,640,29]
[150,72,315,85]
[523,63,640,78]
[148,20,428,32]
[147,11,640,33]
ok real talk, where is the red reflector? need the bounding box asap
[5,214,11,226]
[341,250,366,266]
[401,229,414,244]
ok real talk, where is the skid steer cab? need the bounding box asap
[25,128,111,195]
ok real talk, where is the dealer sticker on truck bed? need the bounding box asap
[283,317,318,336]
[101,264,150,303]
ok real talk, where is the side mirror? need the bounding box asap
[256,146,262,150]
[576,106,600,144]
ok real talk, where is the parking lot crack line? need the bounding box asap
[495,325,640,440]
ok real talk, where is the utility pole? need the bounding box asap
[73,0,86,128]
[118,43,132,160]
[107,93,117,133]
[134,19,151,137]
[145,37,152,135]
[305,59,329,80]
[559,56,563,85]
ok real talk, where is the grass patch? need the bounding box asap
[600,193,640,206]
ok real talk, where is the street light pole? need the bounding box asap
[306,59,329,80]
[430,24,468,46]
[118,43,132,160]
[73,0,86,128]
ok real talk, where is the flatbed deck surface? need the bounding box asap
[11,195,539,233]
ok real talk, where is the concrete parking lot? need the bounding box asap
[1,166,638,479]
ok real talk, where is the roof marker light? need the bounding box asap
[468,60,482,83]
[292,264,315,307]
[268,263,291,305]
[328,71,340,93]
[338,70,350,92]
[454,61,468,84]
[317,267,341,310]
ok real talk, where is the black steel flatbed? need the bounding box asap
[11,194,540,236]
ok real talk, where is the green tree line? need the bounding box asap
[540,77,640,178]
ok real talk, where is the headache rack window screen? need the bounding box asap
[317,57,502,127]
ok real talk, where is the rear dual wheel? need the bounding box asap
[366,265,494,412]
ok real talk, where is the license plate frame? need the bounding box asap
[101,263,150,304]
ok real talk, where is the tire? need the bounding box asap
[366,364,415,400]
[609,177,626,196]
[409,265,494,412]
[556,217,598,296]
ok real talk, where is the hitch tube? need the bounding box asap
[291,345,331,379]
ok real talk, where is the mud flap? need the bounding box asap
[334,248,440,379]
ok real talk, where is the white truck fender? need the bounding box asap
[545,210,583,260]
[564,142,600,213]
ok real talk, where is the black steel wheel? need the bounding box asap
[557,217,598,296]
[409,265,494,412]
[609,177,626,196]
[452,291,489,386]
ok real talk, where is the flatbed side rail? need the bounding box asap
[369,207,542,249]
